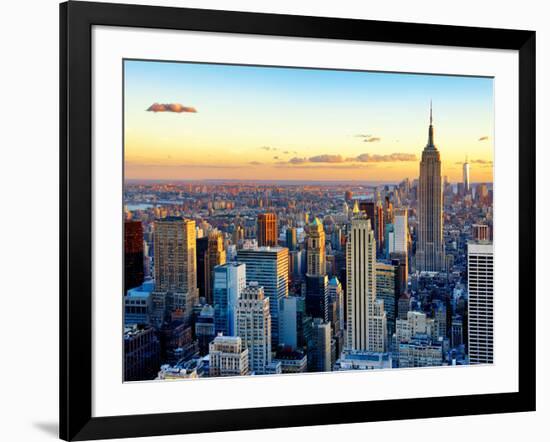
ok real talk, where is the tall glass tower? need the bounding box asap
[463,155,471,195]
[236,247,289,347]
[213,262,246,336]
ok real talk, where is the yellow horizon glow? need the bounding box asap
[124,134,494,182]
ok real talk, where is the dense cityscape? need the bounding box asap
[123,109,494,381]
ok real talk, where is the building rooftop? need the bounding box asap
[126,280,155,297]
[199,304,214,317]
[238,246,287,253]
[339,351,392,362]
[212,334,242,344]
[124,324,152,339]
[216,261,245,268]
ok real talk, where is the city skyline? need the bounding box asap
[124,60,494,182]
[123,58,494,382]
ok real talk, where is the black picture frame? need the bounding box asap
[60,1,536,440]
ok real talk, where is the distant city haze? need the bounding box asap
[124,60,494,182]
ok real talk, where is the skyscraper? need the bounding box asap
[359,200,384,255]
[328,276,345,362]
[305,274,329,322]
[153,217,197,295]
[257,213,278,247]
[433,300,448,340]
[328,276,345,334]
[308,318,332,372]
[384,196,394,227]
[213,262,246,336]
[195,305,215,356]
[124,220,144,292]
[196,236,209,300]
[477,183,489,202]
[124,324,161,381]
[331,227,343,252]
[285,227,297,251]
[289,249,306,280]
[346,217,386,352]
[236,283,272,374]
[451,316,464,348]
[467,241,494,364]
[391,208,408,255]
[376,200,385,256]
[232,225,245,247]
[306,218,326,276]
[279,295,301,349]
[359,200,375,221]
[152,217,198,327]
[305,217,328,322]
[416,104,445,272]
[237,247,289,347]
[397,292,411,320]
[390,255,407,296]
[385,223,395,257]
[463,156,471,195]
[370,300,388,352]
[375,261,398,338]
[388,207,409,293]
[204,230,227,304]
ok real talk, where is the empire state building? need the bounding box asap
[416,104,445,272]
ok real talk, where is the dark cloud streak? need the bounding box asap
[279,152,417,165]
[146,103,197,113]
[364,137,381,143]
[355,134,381,143]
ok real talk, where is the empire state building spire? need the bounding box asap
[426,101,436,150]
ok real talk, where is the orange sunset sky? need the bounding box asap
[124,60,494,183]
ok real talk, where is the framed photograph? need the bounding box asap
[60,1,536,440]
